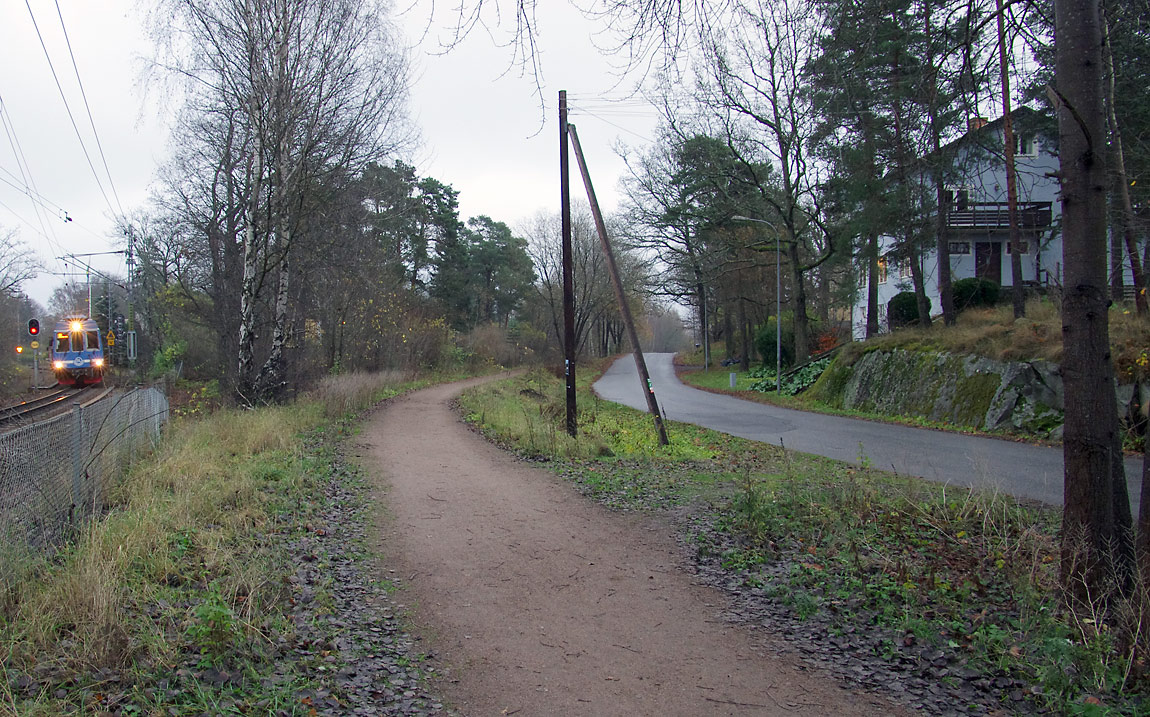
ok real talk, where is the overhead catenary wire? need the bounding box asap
[0,165,109,243]
[23,0,119,221]
[0,167,68,218]
[0,95,67,274]
[0,196,57,243]
[52,0,124,217]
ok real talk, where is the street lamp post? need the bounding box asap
[731,215,781,393]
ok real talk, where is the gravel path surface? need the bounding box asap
[360,376,905,716]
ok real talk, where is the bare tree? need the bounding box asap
[692,0,835,362]
[0,228,39,297]
[153,0,412,400]
[525,206,646,357]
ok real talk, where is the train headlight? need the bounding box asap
[70,320,83,332]
[53,361,65,370]
[92,358,104,367]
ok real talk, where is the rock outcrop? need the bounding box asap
[808,348,1142,437]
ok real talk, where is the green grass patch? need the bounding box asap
[675,366,761,392]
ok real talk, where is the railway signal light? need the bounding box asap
[15,345,23,354]
[27,319,39,336]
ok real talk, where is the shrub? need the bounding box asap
[953,277,1000,311]
[755,313,822,370]
[887,291,929,329]
[755,315,793,370]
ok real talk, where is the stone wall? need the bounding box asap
[808,349,1073,435]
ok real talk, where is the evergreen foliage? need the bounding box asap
[887,291,929,328]
[952,278,1000,311]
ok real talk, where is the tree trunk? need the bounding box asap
[924,1,955,327]
[888,48,931,330]
[255,246,291,400]
[697,272,710,369]
[738,297,749,369]
[722,301,733,359]
[817,269,831,324]
[909,248,931,326]
[1110,180,1128,301]
[236,151,263,398]
[789,240,810,363]
[997,0,1026,319]
[936,182,955,325]
[1137,409,1150,582]
[1055,0,1133,598]
[1101,5,1147,314]
[866,233,880,338]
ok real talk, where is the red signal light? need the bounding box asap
[27,319,39,336]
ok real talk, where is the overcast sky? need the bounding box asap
[1,1,661,311]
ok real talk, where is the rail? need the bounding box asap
[0,387,114,430]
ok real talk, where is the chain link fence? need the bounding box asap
[0,387,169,552]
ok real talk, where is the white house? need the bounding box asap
[851,111,1074,340]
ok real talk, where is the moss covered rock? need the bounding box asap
[826,348,1067,435]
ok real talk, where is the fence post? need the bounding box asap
[128,389,137,463]
[71,401,83,523]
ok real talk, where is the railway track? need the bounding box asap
[0,387,112,430]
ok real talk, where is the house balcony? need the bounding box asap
[946,201,1053,232]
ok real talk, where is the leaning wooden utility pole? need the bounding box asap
[559,91,577,437]
[567,123,669,446]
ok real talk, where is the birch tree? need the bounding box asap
[155,0,411,401]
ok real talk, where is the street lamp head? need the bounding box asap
[730,214,779,230]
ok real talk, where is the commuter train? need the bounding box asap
[49,316,105,386]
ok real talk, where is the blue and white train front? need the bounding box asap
[50,317,105,387]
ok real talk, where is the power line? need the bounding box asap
[0,196,61,248]
[53,0,124,217]
[0,166,69,218]
[567,106,655,144]
[23,0,118,220]
[0,166,111,244]
[0,95,66,269]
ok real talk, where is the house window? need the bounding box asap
[945,187,972,211]
[877,256,888,284]
[949,241,971,255]
[1015,134,1036,157]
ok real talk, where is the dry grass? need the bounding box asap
[0,368,422,665]
[842,298,1150,382]
[311,370,415,418]
[0,401,320,679]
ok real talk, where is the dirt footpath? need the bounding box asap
[361,376,902,716]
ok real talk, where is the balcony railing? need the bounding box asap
[946,201,1053,231]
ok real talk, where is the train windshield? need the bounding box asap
[55,330,98,352]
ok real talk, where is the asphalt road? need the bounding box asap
[593,353,1144,511]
